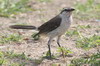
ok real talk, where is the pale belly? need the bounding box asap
[47,22,70,38]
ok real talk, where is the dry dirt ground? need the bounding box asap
[0,0,100,66]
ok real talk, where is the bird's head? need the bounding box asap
[60,7,75,17]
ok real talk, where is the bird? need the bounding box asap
[10,7,75,59]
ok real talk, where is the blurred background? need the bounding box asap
[0,0,100,66]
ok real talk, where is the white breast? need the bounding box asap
[47,13,72,38]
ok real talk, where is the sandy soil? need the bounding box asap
[0,0,100,66]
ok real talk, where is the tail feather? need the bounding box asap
[9,25,36,29]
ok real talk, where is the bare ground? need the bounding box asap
[0,0,100,66]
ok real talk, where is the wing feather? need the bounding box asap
[38,15,62,34]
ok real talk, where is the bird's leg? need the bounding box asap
[57,36,65,58]
[47,37,52,59]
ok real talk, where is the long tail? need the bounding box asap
[9,25,36,29]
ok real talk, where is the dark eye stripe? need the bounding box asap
[60,8,75,13]
[64,9,74,11]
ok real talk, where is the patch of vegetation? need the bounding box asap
[70,52,100,66]
[57,47,73,56]
[0,51,37,66]
[74,0,100,20]
[66,25,92,37]
[66,30,79,36]
[34,59,43,64]
[6,51,27,59]
[0,33,22,44]
[37,0,52,2]
[42,51,56,59]
[52,63,60,66]
[76,35,100,50]
[66,25,99,50]
[0,0,34,18]
[77,25,91,29]
[42,47,73,59]
[66,25,91,37]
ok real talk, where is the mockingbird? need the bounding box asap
[10,7,75,58]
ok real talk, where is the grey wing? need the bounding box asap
[38,15,62,34]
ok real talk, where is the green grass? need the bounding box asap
[6,52,27,59]
[42,47,73,59]
[66,25,99,50]
[66,25,91,37]
[74,0,100,20]
[65,23,100,50]
[57,47,73,56]
[66,30,79,36]
[52,63,60,66]
[76,35,100,50]
[42,51,56,59]
[77,25,91,29]
[0,0,34,18]
[70,52,100,66]
[0,51,38,66]
[0,33,22,44]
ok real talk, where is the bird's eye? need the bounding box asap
[64,9,68,11]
